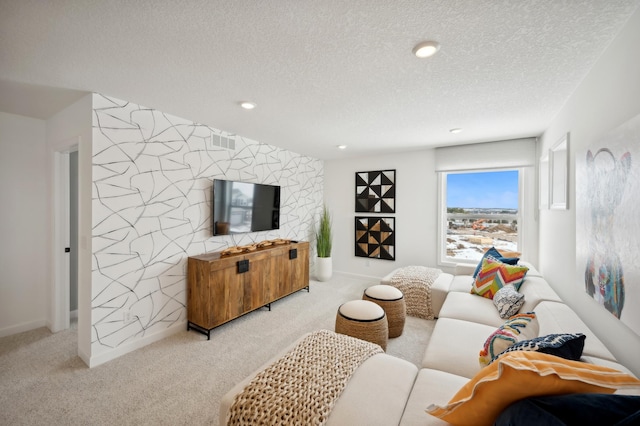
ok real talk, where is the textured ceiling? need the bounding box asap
[1,0,638,159]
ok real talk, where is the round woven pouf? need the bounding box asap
[335,300,388,351]
[363,284,406,338]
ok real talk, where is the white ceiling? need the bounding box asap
[1,1,638,160]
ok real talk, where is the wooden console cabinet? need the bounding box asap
[187,241,309,339]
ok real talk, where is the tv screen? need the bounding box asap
[212,179,281,235]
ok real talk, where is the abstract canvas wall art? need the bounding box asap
[355,169,396,212]
[355,216,395,260]
[576,113,640,336]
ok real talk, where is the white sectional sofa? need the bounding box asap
[220,262,638,425]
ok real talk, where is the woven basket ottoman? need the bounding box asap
[363,285,406,338]
[335,300,388,351]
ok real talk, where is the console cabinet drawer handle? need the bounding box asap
[237,259,249,273]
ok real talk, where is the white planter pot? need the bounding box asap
[316,257,333,282]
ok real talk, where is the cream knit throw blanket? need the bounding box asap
[390,266,442,320]
[227,330,383,425]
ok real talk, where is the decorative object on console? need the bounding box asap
[221,239,292,256]
[315,204,333,281]
[427,351,640,426]
[479,312,538,367]
[355,216,395,260]
[355,169,396,212]
[577,112,638,335]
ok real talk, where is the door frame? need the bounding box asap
[51,142,78,332]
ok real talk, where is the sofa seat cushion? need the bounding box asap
[449,274,475,292]
[219,338,418,426]
[422,318,497,378]
[400,368,469,426]
[438,292,506,327]
[535,301,616,361]
[327,353,419,426]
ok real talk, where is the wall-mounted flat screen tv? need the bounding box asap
[212,179,281,235]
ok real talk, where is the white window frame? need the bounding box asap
[437,167,525,269]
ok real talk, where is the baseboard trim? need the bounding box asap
[88,320,187,368]
[0,319,48,338]
[332,270,380,281]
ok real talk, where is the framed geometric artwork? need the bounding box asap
[355,216,395,260]
[355,169,396,212]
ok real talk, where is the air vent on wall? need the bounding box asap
[210,133,236,150]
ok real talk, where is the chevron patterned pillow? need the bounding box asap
[471,256,529,300]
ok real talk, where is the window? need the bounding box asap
[440,169,521,264]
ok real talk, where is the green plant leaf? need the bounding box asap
[316,205,332,257]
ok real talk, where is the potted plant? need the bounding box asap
[315,205,333,281]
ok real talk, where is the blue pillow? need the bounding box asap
[495,393,640,426]
[473,247,520,278]
[490,333,586,365]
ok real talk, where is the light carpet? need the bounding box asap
[0,274,435,425]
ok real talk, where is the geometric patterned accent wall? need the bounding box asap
[355,169,395,213]
[91,94,323,356]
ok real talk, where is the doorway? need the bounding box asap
[52,145,78,333]
[69,151,78,326]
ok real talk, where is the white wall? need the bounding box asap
[324,149,439,279]
[539,8,640,376]
[0,112,48,336]
[0,92,322,367]
[324,144,539,279]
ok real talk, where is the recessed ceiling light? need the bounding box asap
[239,101,256,110]
[449,128,463,134]
[337,145,347,150]
[412,41,440,58]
